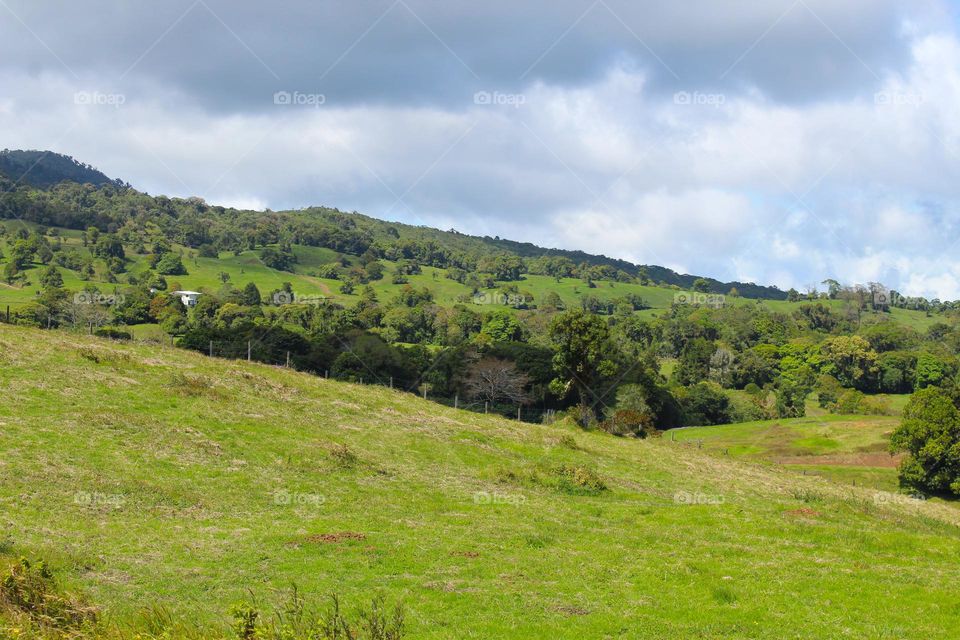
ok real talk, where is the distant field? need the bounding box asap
[670,412,919,495]
[2,325,960,638]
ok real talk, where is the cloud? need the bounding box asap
[1,1,959,297]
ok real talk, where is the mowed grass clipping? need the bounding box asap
[1,325,960,638]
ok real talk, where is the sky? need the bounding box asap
[2,0,960,297]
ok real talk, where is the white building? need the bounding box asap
[169,290,202,307]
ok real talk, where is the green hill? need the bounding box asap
[1,324,959,638]
[0,150,123,189]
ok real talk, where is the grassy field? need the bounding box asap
[669,413,916,493]
[1,325,960,638]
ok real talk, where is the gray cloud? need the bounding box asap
[2,0,959,297]
[0,0,931,111]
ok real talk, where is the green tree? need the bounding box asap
[155,253,187,276]
[820,335,878,389]
[890,387,960,496]
[39,265,63,289]
[240,282,262,306]
[548,310,620,424]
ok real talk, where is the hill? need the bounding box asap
[0,148,785,299]
[1,324,959,638]
[0,150,124,189]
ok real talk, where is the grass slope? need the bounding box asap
[1,325,960,638]
[669,413,928,494]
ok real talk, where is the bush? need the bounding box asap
[0,558,97,631]
[93,327,132,341]
[553,465,607,495]
[600,409,655,438]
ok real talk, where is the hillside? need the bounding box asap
[2,324,959,638]
[0,149,785,298]
[0,150,123,189]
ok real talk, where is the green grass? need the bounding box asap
[1,325,960,638]
[670,412,913,496]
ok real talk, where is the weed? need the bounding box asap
[329,444,359,469]
[0,558,98,631]
[791,488,824,504]
[553,465,607,495]
[167,372,215,397]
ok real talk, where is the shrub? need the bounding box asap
[330,444,359,469]
[0,558,97,631]
[554,465,607,495]
[94,327,132,341]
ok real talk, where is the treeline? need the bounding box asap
[10,252,960,433]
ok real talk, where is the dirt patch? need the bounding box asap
[776,452,903,468]
[292,532,366,545]
[450,550,480,558]
[552,604,590,616]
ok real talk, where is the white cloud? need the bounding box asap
[1,5,960,297]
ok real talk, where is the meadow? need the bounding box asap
[1,324,959,638]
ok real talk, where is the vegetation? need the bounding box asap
[2,324,960,639]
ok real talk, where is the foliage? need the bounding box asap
[890,387,960,496]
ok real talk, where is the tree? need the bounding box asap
[679,382,732,426]
[464,358,531,406]
[775,376,808,418]
[820,335,878,390]
[604,384,656,437]
[674,338,715,386]
[890,387,960,496]
[260,245,297,271]
[240,282,262,306]
[548,310,620,424]
[480,310,523,343]
[39,265,63,289]
[155,253,187,276]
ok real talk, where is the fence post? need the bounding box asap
[286,351,290,367]
[389,377,393,389]
[422,387,427,400]
[209,341,213,357]
[325,370,329,379]
[484,402,488,414]
[517,406,521,421]
[454,394,458,409]
[247,341,251,362]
